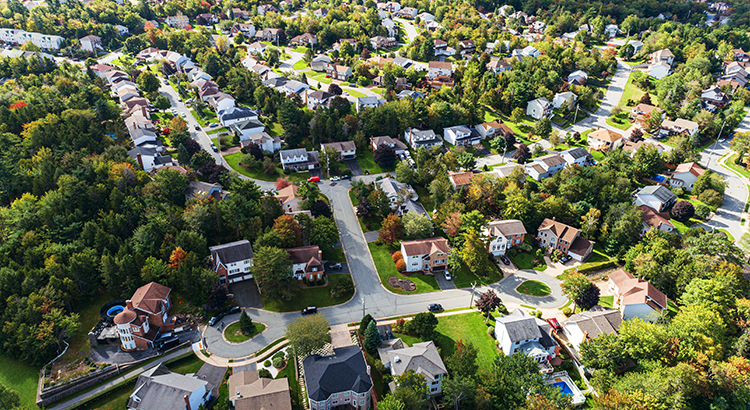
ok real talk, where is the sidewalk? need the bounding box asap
[192,339,290,368]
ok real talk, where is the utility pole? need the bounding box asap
[361,297,365,319]
[573,104,580,124]
[469,282,477,308]
[707,120,727,167]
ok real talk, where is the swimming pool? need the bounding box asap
[107,306,125,317]
[553,381,574,396]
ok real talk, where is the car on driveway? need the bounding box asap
[226,306,241,315]
[559,255,572,264]
[546,318,562,332]
[301,306,318,315]
[444,271,452,280]
[428,304,443,312]
[329,263,343,270]
[194,124,200,130]
[208,312,225,326]
[500,255,511,265]
[340,174,351,180]
[211,143,218,152]
[308,176,320,183]
[331,176,340,181]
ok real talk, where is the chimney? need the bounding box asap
[184,395,191,410]
[552,217,556,221]
[136,153,144,169]
[126,300,133,309]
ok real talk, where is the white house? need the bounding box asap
[671,162,705,191]
[114,25,129,36]
[0,28,64,50]
[525,154,566,181]
[563,306,622,352]
[230,120,266,141]
[376,177,415,208]
[355,96,382,112]
[279,148,320,171]
[567,70,588,85]
[246,41,267,56]
[483,219,526,256]
[321,141,357,160]
[495,309,558,371]
[80,35,102,53]
[648,62,671,80]
[433,40,456,58]
[209,240,254,284]
[604,24,620,37]
[380,340,447,396]
[417,12,435,21]
[608,269,668,322]
[633,185,677,212]
[127,364,211,410]
[427,61,453,79]
[400,237,451,273]
[649,49,675,65]
[661,118,699,138]
[587,129,623,151]
[443,125,477,146]
[552,91,577,109]
[512,45,541,59]
[128,146,173,172]
[628,40,644,54]
[240,132,282,153]
[404,128,442,150]
[638,204,675,235]
[371,136,407,155]
[526,97,552,120]
[560,147,593,167]
[306,90,334,110]
[165,14,189,29]
[218,106,259,127]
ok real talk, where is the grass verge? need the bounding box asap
[515,280,551,296]
[224,322,266,343]
[261,275,354,312]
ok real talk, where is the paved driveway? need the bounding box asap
[229,280,264,309]
[435,271,457,290]
[344,159,364,176]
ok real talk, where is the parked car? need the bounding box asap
[331,176,340,181]
[428,304,443,312]
[444,271,452,280]
[329,263,343,270]
[194,124,200,130]
[308,176,320,183]
[209,123,219,128]
[500,255,511,265]
[301,306,318,315]
[157,337,180,351]
[155,332,173,343]
[559,255,572,264]
[211,143,218,152]
[340,175,351,180]
[226,306,241,315]
[546,318,563,332]
[208,312,225,326]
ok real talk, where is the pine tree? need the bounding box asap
[363,320,382,354]
[239,310,255,335]
[359,314,375,335]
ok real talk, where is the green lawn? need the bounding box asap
[269,122,284,137]
[453,261,503,289]
[356,150,392,174]
[293,60,309,70]
[606,113,631,131]
[224,321,266,343]
[346,88,367,98]
[368,242,440,294]
[591,149,606,162]
[261,274,354,312]
[599,295,614,308]
[291,46,309,53]
[719,229,735,242]
[515,280,551,296]
[508,251,547,271]
[619,72,656,106]
[413,184,435,217]
[0,355,40,408]
[56,292,116,373]
[167,354,204,375]
[322,247,346,263]
[371,88,386,95]
[190,107,218,127]
[307,71,332,84]
[724,154,750,178]
[670,217,703,233]
[276,359,305,409]
[224,152,310,182]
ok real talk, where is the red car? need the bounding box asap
[546,318,562,332]
[307,176,320,183]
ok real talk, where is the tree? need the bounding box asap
[137,71,160,94]
[359,314,375,335]
[297,181,321,208]
[534,118,552,138]
[378,395,406,410]
[577,283,601,310]
[379,213,404,245]
[239,310,255,335]
[733,132,750,166]
[410,312,438,338]
[443,212,462,237]
[0,384,21,409]
[330,278,353,298]
[276,177,291,190]
[446,340,479,378]
[310,200,332,218]
[363,320,382,354]
[560,272,592,312]
[374,144,397,168]
[640,93,652,105]
[253,246,295,299]
[633,145,664,178]
[443,376,476,410]
[393,370,430,409]
[154,95,171,110]
[402,212,433,239]
[484,354,563,409]
[328,83,343,96]
[233,33,244,45]
[286,314,331,357]
[511,107,525,124]
[273,214,302,247]
[579,332,623,371]
[671,201,694,222]
[310,216,339,250]
[456,151,476,170]
[318,146,339,178]
[692,170,726,195]
[462,229,490,276]
[580,207,601,239]
[630,127,644,141]
[204,282,228,312]
[513,144,531,163]
[475,289,502,323]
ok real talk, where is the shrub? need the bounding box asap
[273,351,285,360]
[258,369,272,378]
[374,360,387,375]
[330,279,354,298]
[496,303,509,316]
[264,360,271,367]
[534,310,542,318]
[392,251,403,262]
[272,356,285,368]
[698,189,723,208]
[392,318,406,333]
[402,320,413,335]
[562,307,572,317]
[395,259,406,271]
[520,242,533,252]
[487,325,495,336]
[695,203,711,219]
[671,200,695,222]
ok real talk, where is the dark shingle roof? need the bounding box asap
[210,240,254,264]
[638,185,677,203]
[496,309,543,343]
[302,346,372,401]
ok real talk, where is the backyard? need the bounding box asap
[619,72,657,106]
[0,355,40,408]
[368,242,440,294]
[260,274,355,312]
[356,150,393,175]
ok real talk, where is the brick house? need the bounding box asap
[400,237,451,273]
[536,218,593,261]
[113,282,172,351]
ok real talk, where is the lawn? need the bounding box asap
[599,295,614,308]
[276,359,305,409]
[307,71,332,84]
[371,88,386,95]
[269,122,284,137]
[261,274,354,312]
[368,242,440,294]
[515,280,551,296]
[0,355,40,408]
[719,228,735,242]
[670,217,703,233]
[591,149,606,162]
[453,261,503,289]
[356,150,392,174]
[413,184,435,218]
[224,152,310,182]
[724,154,750,178]
[619,72,656,106]
[224,321,266,343]
[205,126,229,135]
[346,88,367,98]
[167,354,204,375]
[508,251,547,271]
[291,46,309,53]
[606,112,631,131]
[190,107,218,127]
[293,60,309,70]
[55,292,116,372]
[322,247,346,263]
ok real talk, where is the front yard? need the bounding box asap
[606,112,631,131]
[356,150,393,175]
[224,152,310,182]
[261,274,355,312]
[368,242,440,294]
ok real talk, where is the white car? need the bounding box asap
[331,176,340,181]
[444,271,452,281]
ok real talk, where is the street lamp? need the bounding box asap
[361,297,366,319]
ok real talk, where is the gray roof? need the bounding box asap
[638,185,677,203]
[561,147,590,160]
[302,346,373,401]
[565,305,622,341]
[393,56,413,67]
[377,177,400,197]
[397,90,426,99]
[485,219,526,237]
[185,181,223,199]
[129,128,157,141]
[195,363,227,397]
[235,120,265,131]
[308,90,334,100]
[357,96,381,105]
[386,341,447,381]
[210,239,254,264]
[263,77,289,88]
[535,153,566,167]
[128,364,210,410]
[279,148,309,161]
[219,106,258,122]
[398,200,429,218]
[496,308,543,343]
[377,338,404,364]
[128,145,158,158]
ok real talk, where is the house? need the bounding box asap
[400,237,451,273]
[628,40,644,54]
[313,8,328,18]
[231,8,251,20]
[246,41,267,56]
[275,185,303,213]
[0,29,64,50]
[229,370,292,410]
[113,282,172,351]
[396,7,418,18]
[290,33,317,47]
[552,91,577,109]
[356,96,382,112]
[633,185,677,212]
[512,45,541,59]
[280,80,310,96]
[397,90,426,100]
[380,340,447,395]
[559,147,593,167]
[287,245,324,281]
[393,56,413,69]
[321,141,357,160]
[210,240,254,284]
[567,70,588,85]
[257,4,279,15]
[311,55,332,71]
[165,14,190,29]
[621,140,663,158]
[604,24,620,37]
[587,129,623,151]
[326,63,352,81]
[526,97,552,120]
[381,18,397,36]
[240,132,282,153]
[671,162,705,191]
[306,90,334,110]
[197,13,219,25]
[255,28,285,43]
[303,346,372,410]
[80,35,102,53]
[483,219,527,256]
[404,128,442,150]
[433,40,456,58]
[128,364,211,410]
[128,146,173,172]
[218,106,258,127]
[117,86,140,103]
[370,36,397,50]
[333,39,357,51]
[525,154,566,181]
[231,23,257,38]
[733,48,750,62]
[114,25,129,36]
[231,120,267,141]
[427,61,453,79]
[486,59,512,74]
[448,171,475,190]
[638,204,675,235]
[371,136,407,155]
[459,39,476,55]
[443,125,477,146]
[279,148,320,171]
[563,306,622,351]
[631,103,661,128]
[184,180,227,201]
[537,218,594,261]
[475,120,513,139]
[379,1,401,13]
[608,269,668,321]
[129,128,157,147]
[648,62,671,80]
[649,49,674,65]
[661,118,699,138]
[417,12,435,21]
[494,309,558,371]
[377,177,415,207]
[701,85,729,106]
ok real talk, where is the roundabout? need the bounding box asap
[222,320,267,344]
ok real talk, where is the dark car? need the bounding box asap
[226,306,241,315]
[208,312,225,326]
[210,143,218,152]
[157,337,180,351]
[301,306,318,315]
[546,318,563,333]
[329,263,343,270]
[340,174,351,180]
[500,255,511,265]
[428,304,443,312]
[559,255,572,264]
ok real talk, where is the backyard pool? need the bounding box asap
[553,381,574,396]
[107,305,125,317]
[545,371,585,405]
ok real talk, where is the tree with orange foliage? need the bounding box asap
[378,213,403,245]
[169,247,188,270]
[442,212,462,238]
[391,251,402,262]
[272,214,302,247]
[276,177,291,190]
[395,259,406,271]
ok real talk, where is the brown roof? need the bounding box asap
[589,129,623,143]
[401,237,451,257]
[428,61,452,70]
[448,171,474,187]
[621,140,656,154]
[569,236,593,257]
[286,245,322,266]
[638,205,674,230]
[674,162,704,178]
[131,282,171,314]
[372,136,407,151]
[537,218,580,244]
[321,141,356,152]
[621,279,668,310]
[608,269,633,290]
[275,185,299,204]
[230,371,292,410]
[486,219,526,237]
[632,103,658,114]
[113,309,137,325]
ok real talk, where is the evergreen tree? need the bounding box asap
[364,320,382,354]
[239,310,255,335]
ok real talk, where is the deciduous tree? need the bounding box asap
[253,246,294,299]
[379,213,403,245]
[475,289,502,322]
[286,314,331,357]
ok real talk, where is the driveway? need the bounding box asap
[435,271,457,290]
[344,159,364,176]
[363,231,379,242]
[229,280,264,309]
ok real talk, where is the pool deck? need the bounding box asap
[545,371,586,405]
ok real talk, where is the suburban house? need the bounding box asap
[311,55,332,71]
[0,28,64,50]
[165,14,190,28]
[184,181,227,201]
[563,306,622,351]
[525,154,566,181]
[587,129,623,151]
[671,162,705,191]
[648,62,672,80]
[255,28,285,43]
[604,24,620,37]
[627,40,644,54]
[638,204,675,235]
[396,7,418,18]
[483,219,527,256]
[356,96,383,112]
[287,245,324,281]
[321,141,357,160]
[512,45,541,59]
[433,40,456,59]
[381,18,397,36]
[427,61,453,79]
[552,91,577,109]
[733,48,750,62]
[128,364,211,410]
[246,41,267,55]
[196,13,219,24]
[622,140,663,158]
[560,147,593,167]
[371,136,407,155]
[313,8,328,18]
[608,269,668,321]
[209,240,254,284]
[229,370,292,410]
[303,346,372,410]
[526,97,552,120]
[631,103,661,128]
[377,177,414,208]
[567,70,588,85]
[231,119,267,141]
[218,106,259,127]
[113,282,172,351]
[290,33,317,47]
[475,120,513,139]
[393,56,413,69]
[279,148,320,171]
[404,128,443,150]
[494,308,558,372]
[536,218,594,261]
[326,63,352,80]
[660,118,699,138]
[79,35,102,53]
[128,146,173,172]
[400,237,451,273]
[306,90,334,110]
[701,85,729,106]
[486,58,512,74]
[240,132,282,153]
[332,39,356,51]
[649,48,675,65]
[448,171,475,190]
[379,1,401,13]
[275,185,303,213]
[257,4,279,15]
[370,35,397,50]
[418,12,435,21]
[443,125,477,146]
[231,23,256,38]
[231,8,251,20]
[379,340,448,395]
[459,39,476,55]
[633,185,677,212]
